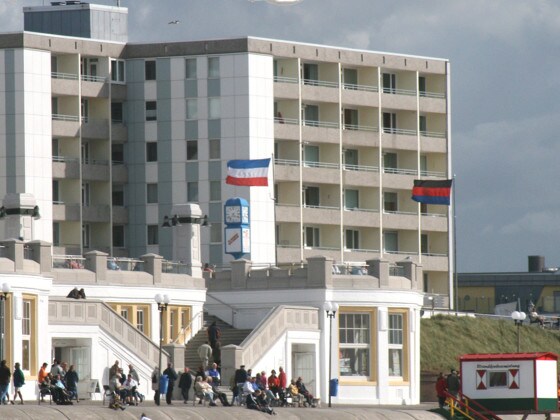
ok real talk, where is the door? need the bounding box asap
[292,351,316,395]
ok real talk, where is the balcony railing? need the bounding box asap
[383,210,417,216]
[389,265,404,276]
[420,90,446,99]
[303,160,339,169]
[53,114,79,122]
[343,123,378,132]
[420,170,446,178]
[275,158,299,167]
[344,207,378,212]
[421,212,447,218]
[382,127,417,136]
[107,257,144,272]
[343,163,379,172]
[420,130,446,139]
[53,255,86,269]
[384,167,417,176]
[382,87,416,96]
[343,83,378,92]
[302,119,339,129]
[51,72,79,80]
[274,116,299,125]
[81,74,107,83]
[384,250,417,256]
[162,260,189,274]
[53,156,79,163]
[274,76,298,84]
[302,78,339,88]
[421,252,448,257]
[302,204,339,210]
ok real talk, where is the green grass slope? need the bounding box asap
[421,315,560,373]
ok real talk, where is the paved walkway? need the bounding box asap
[1,401,558,419]
[0,401,446,419]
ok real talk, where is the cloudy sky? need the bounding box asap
[2,0,559,272]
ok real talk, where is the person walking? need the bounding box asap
[179,367,193,404]
[207,321,221,350]
[162,362,178,405]
[435,372,447,409]
[65,365,79,402]
[151,366,160,406]
[0,361,10,405]
[198,342,213,369]
[12,363,24,404]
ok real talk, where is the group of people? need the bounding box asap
[233,364,317,412]
[0,360,25,405]
[150,362,178,406]
[435,369,461,409]
[38,360,79,405]
[108,360,144,408]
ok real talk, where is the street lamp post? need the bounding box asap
[323,301,339,408]
[155,293,170,405]
[0,283,10,361]
[511,311,526,353]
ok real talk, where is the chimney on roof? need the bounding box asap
[528,255,545,273]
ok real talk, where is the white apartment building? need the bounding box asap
[0,2,452,304]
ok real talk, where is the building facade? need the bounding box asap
[0,2,453,305]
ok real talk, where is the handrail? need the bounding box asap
[445,391,503,420]
[172,310,203,344]
[52,113,79,122]
[302,78,338,88]
[206,292,237,325]
[382,87,416,96]
[342,83,378,92]
[51,72,78,80]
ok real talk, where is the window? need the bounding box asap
[210,181,221,201]
[383,112,397,134]
[113,225,125,248]
[147,183,158,204]
[208,97,221,119]
[52,180,60,203]
[146,101,157,121]
[421,234,428,254]
[53,222,60,246]
[111,59,125,83]
[345,229,359,250]
[344,189,359,210]
[303,145,319,167]
[384,192,398,212]
[210,222,222,243]
[52,97,58,115]
[344,149,358,168]
[339,313,370,377]
[304,226,319,247]
[186,99,198,119]
[82,183,90,206]
[112,143,124,163]
[489,371,508,388]
[303,105,319,127]
[303,63,318,85]
[382,73,396,94]
[22,299,31,371]
[344,109,358,130]
[81,142,90,164]
[111,102,123,123]
[147,225,158,245]
[136,309,145,333]
[418,76,426,96]
[343,68,358,89]
[121,308,129,320]
[208,57,220,78]
[185,58,197,79]
[388,313,403,377]
[383,152,397,173]
[112,185,124,206]
[81,98,89,122]
[186,140,198,160]
[145,60,156,80]
[420,155,427,175]
[146,142,157,162]
[419,115,427,136]
[384,231,398,253]
[82,224,90,248]
[209,139,220,159]
[303,186,319,207]
[187,182,198,202]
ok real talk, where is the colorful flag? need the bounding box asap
[226,158,271,186]
[411,179,452,205]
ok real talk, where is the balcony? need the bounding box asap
[420,213,448,232]
[275,203,301,223]
[302,205,340,224]
[83,160,110,181]
[343,208,379,227]
[52,156,80,179]
[51,72,79,96]
[343,166,379,187]
[382,210,418,230]
[342,83,379,107]
[112,163,128,183]
[81,75,109,98]
[301,162,340,184]
[52,114,80,138]
[81,117,109,139]
[82,205,111,222]
[301,79,339,102]
[52,202,81,221]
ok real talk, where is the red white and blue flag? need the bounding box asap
[411,179,452,205]
[226,158,271,186]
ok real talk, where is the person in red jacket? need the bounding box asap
[435,372,447,409]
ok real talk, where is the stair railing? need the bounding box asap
[173,310,203,344]
[445,391,503,420]
[206,292,236,325]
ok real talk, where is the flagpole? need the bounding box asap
[271,152,278,266]
[453,173,458,316]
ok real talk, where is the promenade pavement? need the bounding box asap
[0,400,446,420]
[0,401,558,419]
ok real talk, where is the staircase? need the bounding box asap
[184,313,252,370]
